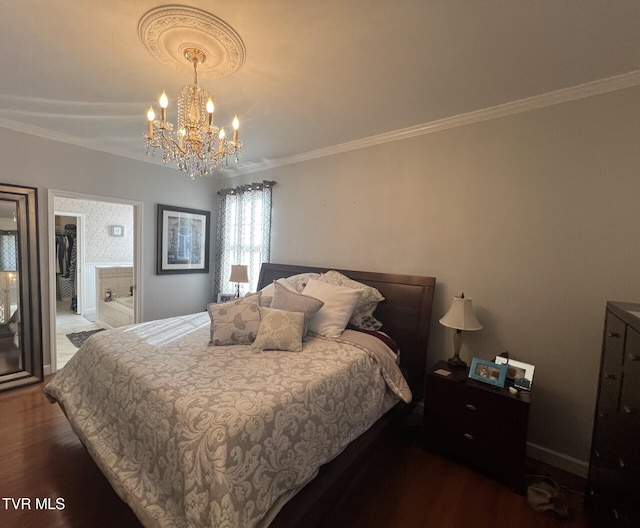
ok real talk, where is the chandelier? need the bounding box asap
[144,47,242,179]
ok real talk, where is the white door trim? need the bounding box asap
[47,189,143,374]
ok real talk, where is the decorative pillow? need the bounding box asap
[245,291,273,307]
[259,278,296,298]
[301,279,363,338]
[207,294,261,346]
[318,270,385,327]
[259,273,321,296]
[284,272,321,293]
[253,307,305,352]
[271,280,324,331]
[357,314,384,331]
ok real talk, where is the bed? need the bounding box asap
[45,263,435,528]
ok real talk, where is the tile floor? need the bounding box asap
[56,300,103,370]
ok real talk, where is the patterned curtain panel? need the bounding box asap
[215,181,276,298]
[0,231,17,271]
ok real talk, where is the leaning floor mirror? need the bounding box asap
[0,184,42,392]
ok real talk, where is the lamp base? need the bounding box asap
[447,354,467,369]
[447,330,467,368]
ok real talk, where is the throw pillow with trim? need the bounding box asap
[207,293,261,345]
[271,280,324,332]
[253,307,305,352]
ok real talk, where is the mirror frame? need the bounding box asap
[0,184,42,391]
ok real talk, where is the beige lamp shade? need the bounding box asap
[229,264,249,283]
[439,294,482,331]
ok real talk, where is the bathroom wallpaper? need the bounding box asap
[54,197,135,320]
[54,197,134,263]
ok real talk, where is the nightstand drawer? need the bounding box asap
[423,362,530,491]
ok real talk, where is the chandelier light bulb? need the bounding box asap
[143,47,243,177]
[146,106,155,137]
[232,116,239,141]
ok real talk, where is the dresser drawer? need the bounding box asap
[593,414,640,470]
[603,312,626,373]
[597,374,622,415]
[589,458,640,514]
[587,488,637,528]
[621,326,640,413]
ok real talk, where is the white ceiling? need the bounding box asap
[1,1,639,178]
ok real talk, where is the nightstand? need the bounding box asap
[423,360,531,492]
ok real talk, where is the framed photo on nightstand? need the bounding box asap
[217,293,236,303]
[494,356,535,391]
[468,358,508,388]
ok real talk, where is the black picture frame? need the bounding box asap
[156,204,210,275]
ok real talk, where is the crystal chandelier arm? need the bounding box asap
[144,46,243,178]
[159,128,186,155]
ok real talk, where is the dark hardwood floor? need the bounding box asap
[1,376,593,528]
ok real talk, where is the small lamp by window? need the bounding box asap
[229,265,249,298]
[439,293,483,368]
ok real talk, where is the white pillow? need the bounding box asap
[259,278,296,298]
[302,279,363,338]
[318,270,384,327]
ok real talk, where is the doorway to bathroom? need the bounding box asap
[48,191,142,372]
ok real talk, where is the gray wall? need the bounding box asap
[0,127,218,369]
[217,86,640,473]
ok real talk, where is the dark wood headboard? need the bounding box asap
[258,262,436,402]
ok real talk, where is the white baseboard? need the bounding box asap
[526,442,589,478]
[419,399,588,478]
[44,364,52,375]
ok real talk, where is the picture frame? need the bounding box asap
[217,293,236,303]
[494,356,535,391]
[156,204,210,275]
[468,357,508,388]
[110,224,125,237]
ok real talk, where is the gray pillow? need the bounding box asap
[270,281,324,331]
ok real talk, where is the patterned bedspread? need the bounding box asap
[45,313,411,528]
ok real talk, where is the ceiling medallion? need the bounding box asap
[140,6,245,177]
[138,5,246,78]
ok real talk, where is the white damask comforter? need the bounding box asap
[45,312,411,528]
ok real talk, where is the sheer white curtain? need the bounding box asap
[214,181,276,298]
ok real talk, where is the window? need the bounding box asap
[0,231,17,271]
[214,181,276,297]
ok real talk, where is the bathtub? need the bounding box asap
[96,296,134,328]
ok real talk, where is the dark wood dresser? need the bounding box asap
[586,301,640,527]
[423,360,530,492]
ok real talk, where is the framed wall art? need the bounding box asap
[110,224,125,237]
[156,204,210,274]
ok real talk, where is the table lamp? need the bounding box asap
[439,293,483,368]
[229,264,249,297]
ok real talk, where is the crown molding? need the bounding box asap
[236,69,640,175]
